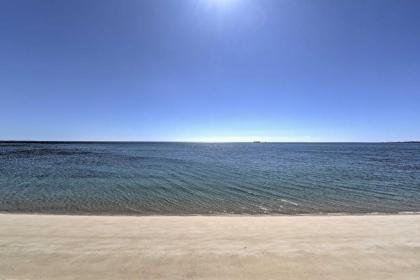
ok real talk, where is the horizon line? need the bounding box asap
[1,140,419,144]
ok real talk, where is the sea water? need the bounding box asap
[0,142,419,215]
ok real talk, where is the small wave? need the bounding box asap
[281,199,299,206]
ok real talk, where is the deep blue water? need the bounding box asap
[0,142,419,215]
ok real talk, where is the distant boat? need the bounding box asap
[253,141,262,143]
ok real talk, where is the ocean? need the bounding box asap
[0,142,419,215]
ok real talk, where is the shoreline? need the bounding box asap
[1,213,419,279]
[1,210,420,217]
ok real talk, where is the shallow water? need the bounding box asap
[0,142,419,215]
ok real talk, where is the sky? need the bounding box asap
[1,0,419,142]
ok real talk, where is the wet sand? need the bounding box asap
[0,214,419,279]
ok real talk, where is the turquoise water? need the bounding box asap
[0,142,419,215]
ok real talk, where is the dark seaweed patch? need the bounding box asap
[0,148,98,157]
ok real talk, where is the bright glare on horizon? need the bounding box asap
[199,0,239,9]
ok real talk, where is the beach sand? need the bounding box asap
[0,214,419,279]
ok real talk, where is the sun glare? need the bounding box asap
[200,0,239,9]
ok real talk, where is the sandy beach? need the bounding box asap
[0,214,419,279]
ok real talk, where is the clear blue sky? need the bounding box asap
[1,0,419,142]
